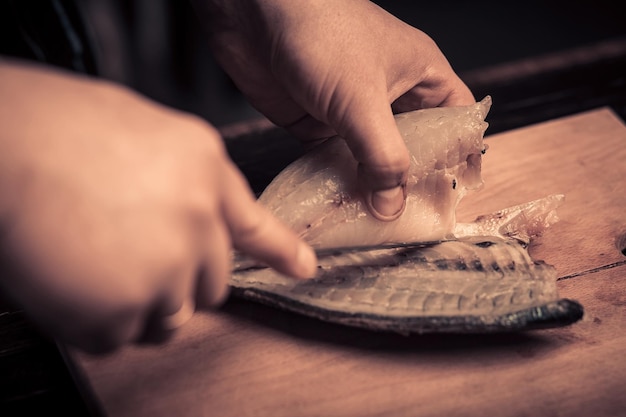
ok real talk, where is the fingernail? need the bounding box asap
[296,242,318,279]
[370,186,405,221]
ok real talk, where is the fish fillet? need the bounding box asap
[259,97,492,248]
[230,98,583,333]
[231,197,582,333]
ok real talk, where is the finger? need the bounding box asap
[162,297,195,331]
[283,113,337,149]
[392,78,475,114]
[329,88,411,221]
[439,80,476,107]
[221,162,317,279]
[138,267,198,344]
[196,217,232,309]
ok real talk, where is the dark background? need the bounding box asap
[81,0,626,127]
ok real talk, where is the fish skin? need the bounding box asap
[229,97,584,333]
[232,236,557,317]
[230,192,582,333]
[258,97,492,248]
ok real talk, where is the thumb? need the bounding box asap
[331,92,411,221]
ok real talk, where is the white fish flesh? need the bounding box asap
[231,196,583,333]
[229,98,583,333]
[258,97,492,248]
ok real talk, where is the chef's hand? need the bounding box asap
[192,0,475,220]
[0,60,317,354]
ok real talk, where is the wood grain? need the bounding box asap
[457,107,626,278]
[72,108,626,417]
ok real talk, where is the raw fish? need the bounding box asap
[229,98,583,333]
[231,196,583,333]
[258,97,492,248]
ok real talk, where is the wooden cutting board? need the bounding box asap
[70,107,626,417]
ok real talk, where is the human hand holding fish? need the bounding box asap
[230,99,584,333]
[0,0,580,356]
[191,0,475,220]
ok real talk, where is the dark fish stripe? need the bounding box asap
[230,236,582,333]
[230,287,584,334]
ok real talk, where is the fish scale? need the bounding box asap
[230,233,583,333]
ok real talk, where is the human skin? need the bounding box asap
[0,59,316,353]
[191,0,475,220]
[0,0,474,354]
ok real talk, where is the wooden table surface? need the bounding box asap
[1,37,625,417]
[70,106,626,417]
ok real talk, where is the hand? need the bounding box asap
[192,0,475,220]
[0,60,317,353]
